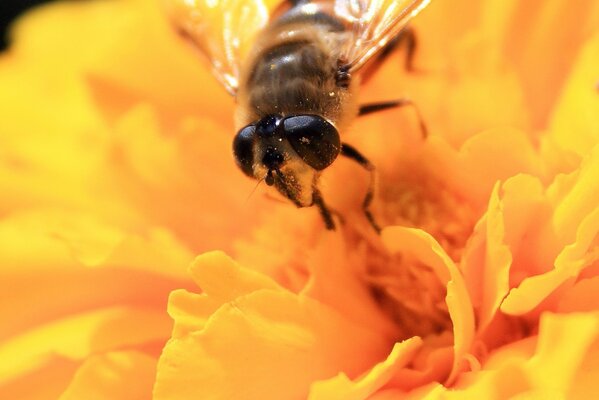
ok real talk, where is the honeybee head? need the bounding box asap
[232,114,341,186]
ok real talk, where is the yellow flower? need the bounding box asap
[0,0,598,399]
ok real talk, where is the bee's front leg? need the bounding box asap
[340,143,381,234]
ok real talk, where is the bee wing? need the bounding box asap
[165,0,273,95]
[333,0,431,73]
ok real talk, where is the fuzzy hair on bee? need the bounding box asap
[165,0,431,231]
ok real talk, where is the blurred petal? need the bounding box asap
[0,210,192,341]
[529,313,599,393]
[60,351,157,400]
[0,307,169,388]
[558,277,599,313]
[549,34,599,156]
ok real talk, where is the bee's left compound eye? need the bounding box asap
[233,125,257,177]
[283,115,341,170]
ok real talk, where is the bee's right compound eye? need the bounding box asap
[233,125,257,177]
[283,115,341,170]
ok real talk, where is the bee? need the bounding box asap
[166,0,431,231]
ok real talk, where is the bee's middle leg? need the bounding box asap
[286,0,309,6]
[340,143,381,234]
[361,27,418,85]
[380,27,417,72]
[358,99,428,138]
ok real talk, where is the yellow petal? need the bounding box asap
[59,351,157,400]
[8,0,229,121]
[550,145,599,244]
[549,33,599,156]
[308,338,423,400]
[154,254,391,400]
[167,251,281,338]
[529,312,599,394]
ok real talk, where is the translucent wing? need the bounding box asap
[164,0,272,95]
[334,0,431,73]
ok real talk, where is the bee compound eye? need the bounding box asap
[233,125,257,177]
[283,115,341,170]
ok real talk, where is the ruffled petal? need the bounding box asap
[502,147,599,315]
[154,252,392,399]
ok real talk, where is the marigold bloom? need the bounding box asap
[0,0,598,399]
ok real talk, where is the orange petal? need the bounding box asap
[421,128,544,211]
[0,211,191,340]
[489,0,599,128]
[558,276,599,313]
[381,227,474,383]
[0,357,78,400]
[302,232,401,339]
[460,182,511,330]
[60,351,157,400]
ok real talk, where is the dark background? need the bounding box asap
[1,0,55,50]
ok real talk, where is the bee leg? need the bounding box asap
[361,27,418,85]
[400,27,417,72]
[287,0,309,6]
[340,143,381,234]
[377,27,417,71]
[358,99,428,139]
[312,188,336,230]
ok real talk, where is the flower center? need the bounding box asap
[357,168,478,339]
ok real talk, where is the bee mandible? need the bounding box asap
[166,0,431,230]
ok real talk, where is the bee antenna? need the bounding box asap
[244,176,265,205]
